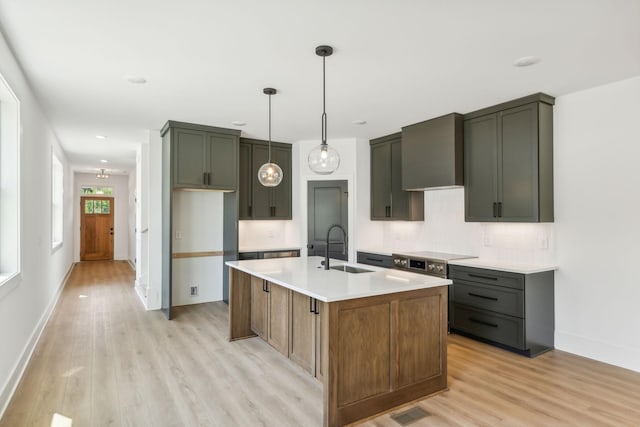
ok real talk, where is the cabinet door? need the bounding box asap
[390,139,410,219]
[238,142,252,219]
[315,301,327,383]
[173,128,208,188]
[499,103,539,221]
[371,142,391,219]
[289,292,315,374]
[251,144,272,218]
[250,276,267,339]
[208,133,238,190]
[270,145,292,219]
[464,114,499,221]
[267,282,289,356]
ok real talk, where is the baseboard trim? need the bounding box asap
[127,259,135,271]
[134,284,148,310]
[0,262,75,419]
[555,330,640,373]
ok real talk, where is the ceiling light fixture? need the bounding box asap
[352,119,367,125]
[308,45,340,175]
[125,75,147,84]
[257,88,283,187]
[231,120,247,126]
[513,56,541,67]
[95,135,107,140]
[100,159,108,163]
[96,168,110,179]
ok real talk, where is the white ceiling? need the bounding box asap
[0,0,639,175]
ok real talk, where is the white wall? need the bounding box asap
[146,131,163,310]
[127,168,136,266]
[554,76,640,372]
[0,32,74,416]
[171,191,225,305]
[358,188,555,266]
[73,173,131,262]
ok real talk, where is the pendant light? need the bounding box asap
[257,87,283,187]
[308,45,340,174]
[96,168,109,179]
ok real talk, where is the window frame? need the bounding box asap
[51,150,63,251]
[0,71,21,299]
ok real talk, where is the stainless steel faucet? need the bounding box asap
[324,224,348,270]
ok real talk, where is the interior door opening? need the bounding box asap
[307,180,348,261]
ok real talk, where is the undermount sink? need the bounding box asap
[330,265,373,274]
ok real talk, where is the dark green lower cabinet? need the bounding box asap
[239,138,292,220]
[449,265,554,357]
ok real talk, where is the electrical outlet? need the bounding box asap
[190,286,198,297]
[175,231,182,240]
[540,236,549,250]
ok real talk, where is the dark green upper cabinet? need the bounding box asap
[401,113,463,190]
[162,121,240,191]
[370,133,424,221]
[239,138,292,220]
[464,93,554,222]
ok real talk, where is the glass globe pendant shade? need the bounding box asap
[308,143,340,175]
[257,162,283,187]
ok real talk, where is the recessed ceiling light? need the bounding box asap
[513,56,541,67]
[125,75,147,84]
[352,119,367,125]
[100,159,108,163]
[95,135,107,140]
[231,121,246,126]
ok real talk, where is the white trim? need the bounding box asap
[0,272,21,300]
[0,263,74,419]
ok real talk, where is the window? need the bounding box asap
[81,186,113,195]
[0,71,20,294]
[51,152,63,249]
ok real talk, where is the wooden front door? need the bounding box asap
[80,196,114,261]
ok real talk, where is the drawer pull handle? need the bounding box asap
[468,292,498,301]
[309,297,315,313]
[367,257,383,263]
[468,273,498,281]
[469,317,498,328]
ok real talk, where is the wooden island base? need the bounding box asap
[228,268,448,427]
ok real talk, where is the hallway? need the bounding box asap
[0,261,322,427]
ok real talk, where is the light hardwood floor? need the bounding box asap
[2,261,640,426]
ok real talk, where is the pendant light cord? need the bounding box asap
[268,92,272,162]
[321,55,327,146]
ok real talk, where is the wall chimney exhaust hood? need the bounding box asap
[401,113,463,190]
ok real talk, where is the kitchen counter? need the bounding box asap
[226,256,449,426]
[448,258,556,274]
[225,256,451,302]
[238,246,300,253]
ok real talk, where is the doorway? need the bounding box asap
[80,196,114,261]
[307,180,348,260]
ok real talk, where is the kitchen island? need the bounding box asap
[226,256,451,427]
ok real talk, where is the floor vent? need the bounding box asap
[390,406,430,425]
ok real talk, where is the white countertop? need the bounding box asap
[448,258,556,274]
[226,256,451,302]
[238,247,300,253]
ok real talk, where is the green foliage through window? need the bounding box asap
[82,186,113,195]
[84,199,110,214]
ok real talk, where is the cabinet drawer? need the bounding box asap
[357,252,393,268]
[451,304,525,350]
[452,281,523,317]
[449,266,524,290]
